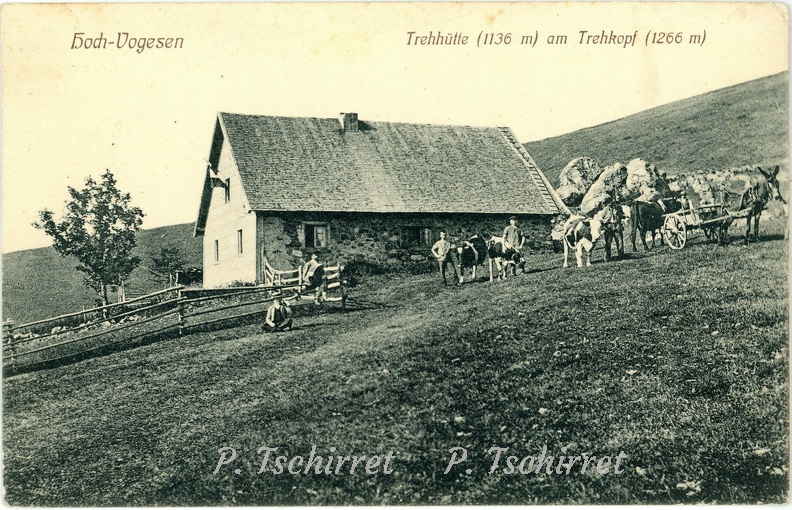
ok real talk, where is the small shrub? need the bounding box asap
[224,280,258,288]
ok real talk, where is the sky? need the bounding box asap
[1,2,788,254]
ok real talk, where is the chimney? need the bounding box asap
[339,112,359,132]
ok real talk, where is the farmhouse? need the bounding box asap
[195,112,567,288]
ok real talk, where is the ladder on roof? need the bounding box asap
[498,126,570,215]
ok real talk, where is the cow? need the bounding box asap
[455,234,489,283]
[562,215,603,268]
[630,198,682,251]
[593,203,625,261]
[486,236,525,280]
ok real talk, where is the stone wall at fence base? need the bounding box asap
[259,212,554,276]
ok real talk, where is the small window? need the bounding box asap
[304,223,328,248]
[237,229,243,254]
[224,178,231,203]
[402,226,432,248]
[214,240,219,262]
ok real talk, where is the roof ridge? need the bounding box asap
[219,111,501,131]
[497,127,570,215]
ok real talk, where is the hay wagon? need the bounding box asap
[662,203,737,250]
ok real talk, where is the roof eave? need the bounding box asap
[194,114,226,236]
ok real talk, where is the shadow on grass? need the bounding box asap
[525,265,560,275]
[6,312,268,377]
[4,327,182,378]
[285,322,340,331]
[758,233,788,242]
[340,298,389,312]
[3,299,375,378]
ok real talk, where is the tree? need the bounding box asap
[34,170,145,305]
[147,245,202,287]
[148,245,187,287]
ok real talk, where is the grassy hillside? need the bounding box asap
[527,72,789,186]
[2,223,201,324]
[4,215,788,505]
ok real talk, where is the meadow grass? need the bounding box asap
[3,217,788,505]
[527,72,788,184]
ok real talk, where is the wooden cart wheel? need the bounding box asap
[664,214,687,250]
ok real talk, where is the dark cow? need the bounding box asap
[630,198,682,251]
[486,236,525,281]
[562,215,602,268]
[593,203,625,261]
[455,234,488,283]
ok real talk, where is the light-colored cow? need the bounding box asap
[562,215,603,268]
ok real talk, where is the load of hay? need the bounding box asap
[576,158,675,215]
[671,166,759,210]
[579,162,628,215]
[556,157,603,207]
[624,158,674,202]
[675,174,718,207]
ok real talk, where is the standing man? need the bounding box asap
[302,252,326,304]
[502,216,526,276]
[503,216,525,252]
[264,298,293,332]
[430,230,458,286]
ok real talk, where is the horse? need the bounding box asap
[722,166,786,245]
[593,202,625,261]
[562,215,603,268]
[630,198,682,251]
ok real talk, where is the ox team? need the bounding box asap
[431,216,526,286]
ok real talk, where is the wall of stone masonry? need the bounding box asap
[258,211,553,277]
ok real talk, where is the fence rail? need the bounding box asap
[3,262,350,376]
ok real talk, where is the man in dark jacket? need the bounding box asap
[264,298,293,332]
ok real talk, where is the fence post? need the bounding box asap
[2,319,15,342]
[177,289,185,336]
[3,319,15,371]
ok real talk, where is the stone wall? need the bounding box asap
[258,211,554,275]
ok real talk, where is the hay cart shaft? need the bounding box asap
[663,204,734,250]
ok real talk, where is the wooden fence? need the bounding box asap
[263,258,304,288]
[263,258,347,298]
[3,264,349,376]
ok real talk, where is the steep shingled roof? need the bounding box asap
[196,113,562,233]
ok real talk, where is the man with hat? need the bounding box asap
[264,297,293,332]
[502,216,525,253]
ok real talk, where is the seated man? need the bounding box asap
[264,298,292,332]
